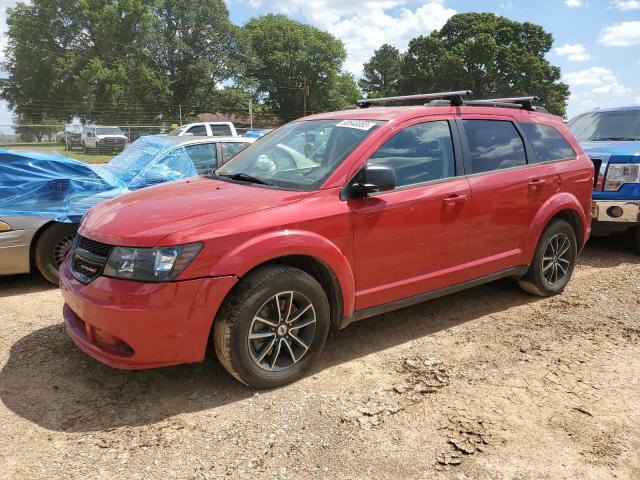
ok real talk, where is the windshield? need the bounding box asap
[102,136,171,184]
[567,110,640,141]
[96,127,123,136]
[215,119,383,190]
[167,127,186,136]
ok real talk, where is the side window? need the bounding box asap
[184,143,218,175]
[368,121,456,188]
[463,120,527,174]
[221,142,250,163]
[210,124,233,136]
[186,125,207,136]
[520,123,576,163]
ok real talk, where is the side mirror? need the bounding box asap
[350,164,396,197]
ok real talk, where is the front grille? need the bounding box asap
[590,158,602,188]
[77,235,114,258]
[71,235,114,283]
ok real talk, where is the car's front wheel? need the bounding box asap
[519,219,577,297]
[213,265,330,388]
[34,222,78,285]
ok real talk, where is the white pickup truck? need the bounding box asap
[81,126,129,153]
[167,122,238,137]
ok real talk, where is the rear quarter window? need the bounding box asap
[520,123,576,163]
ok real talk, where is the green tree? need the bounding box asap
[359,44,401,98]
[242,14,351,121]
[1,0,243,125]
[399,13,569,115]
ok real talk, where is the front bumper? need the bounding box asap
[0,228,38,275]
[593,200,640,223]
[60,258,237,369]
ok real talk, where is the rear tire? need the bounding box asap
[518,219,577,297]
[34,223,78,285]
[213,265,330,389]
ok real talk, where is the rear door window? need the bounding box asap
[185,143,218,175]
[221,142,250,163]
[368,120,456,188]
[463,120,526,174]
[209,124,233,136]
[520,123,576,162]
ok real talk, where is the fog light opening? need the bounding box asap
[607,206,624,218]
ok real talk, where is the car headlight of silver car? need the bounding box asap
[604,164,640,191]
[0,221,11,232]
[103,243,203,282]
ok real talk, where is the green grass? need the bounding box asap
[1,143,114,164]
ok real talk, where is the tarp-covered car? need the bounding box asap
[0,135,254,283]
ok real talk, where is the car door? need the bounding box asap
[459,115,552,276]
[350,117,473,310]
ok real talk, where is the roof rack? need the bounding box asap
[471,96,539,111]
[357,90,472,108]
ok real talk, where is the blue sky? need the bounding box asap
[0,0,638,124]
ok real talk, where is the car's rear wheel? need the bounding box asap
[519,219,577,297]
[213,265,330,388]
[34,223,78,285]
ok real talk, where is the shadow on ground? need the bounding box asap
[0,279,536,433]
[0,273,56,299]
[0,235,635,432]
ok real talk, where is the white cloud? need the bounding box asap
[563,66,636,118]
[554,43,592,61]
[243,0,456,75]
[610,0,640,10]
[565,0,583,7]
[599,21,640,46]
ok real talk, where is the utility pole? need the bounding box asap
[179,105,183,126]
[303,78,308,117]
[249,98,253,130]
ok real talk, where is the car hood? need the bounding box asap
[96,134,128,140]
[80,177,308,246]
[580,140,640,157]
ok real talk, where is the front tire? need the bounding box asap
[213,265,330,389]
[34,223,78,285]
[519,219,577,297]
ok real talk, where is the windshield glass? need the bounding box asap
[567,110,640,141]
[96,127,123,136]
[215,119,383,190]
[167,127,186,136]
[102,136,172,184]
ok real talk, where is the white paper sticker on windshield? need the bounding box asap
[336,120,376,131]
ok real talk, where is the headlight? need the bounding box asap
[103,243,202,282]
[604,164,640,191]
[0,221,11,232]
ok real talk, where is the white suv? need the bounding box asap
[168,122,238,137]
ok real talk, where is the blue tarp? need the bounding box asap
[0,136,197,223]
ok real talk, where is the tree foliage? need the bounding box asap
[242,14,356,121]
[1,0,242,125]
[358,44,401,98]
[398,13,569,115]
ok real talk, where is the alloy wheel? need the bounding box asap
[247,291,317,372]
[53,234,75,267]
[541,233,571,287]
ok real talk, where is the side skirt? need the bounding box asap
[339,265,529,329]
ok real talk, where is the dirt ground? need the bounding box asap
[1,236,639,480]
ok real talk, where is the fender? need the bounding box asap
[523,192,588,262]
[212,229,356,317]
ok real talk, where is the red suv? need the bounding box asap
[60,92,593,388]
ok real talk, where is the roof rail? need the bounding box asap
[357,90,472,108]
[472,96,539,111]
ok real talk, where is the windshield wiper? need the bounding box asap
[592,136,640,141]
[216,172,271,185]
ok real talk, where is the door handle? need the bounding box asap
[528,178,547,190]
[443,194,468,210]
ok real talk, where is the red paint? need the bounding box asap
[62,105,593,369]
